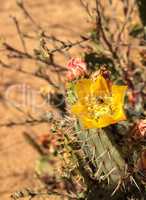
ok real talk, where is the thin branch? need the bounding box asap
[16,0,42,31]
[0,59,60,88]
[0,118,47,128]
[3,42,33,59]
[41,35,90,54]
[23,131,48,155]
[3,35,89,61]
[80,0,93,18]
[115,0,136,52]
[11,188,76,200]
[95,0,117,59]
[11,16,27,53]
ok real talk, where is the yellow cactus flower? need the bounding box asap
[71,75,127,129]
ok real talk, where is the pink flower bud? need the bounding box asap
[66,58,87,81]
[127,90,139,108]
[137,120,146,137]
[130,119,146,140]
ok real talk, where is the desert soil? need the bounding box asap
[0,0,90,199]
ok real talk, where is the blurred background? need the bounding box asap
[0,0,146,199]
[0,0,90,199]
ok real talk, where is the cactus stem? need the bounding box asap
[95,150,107,162]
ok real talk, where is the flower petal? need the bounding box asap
[112,85,127,104]
[79,116,100,129]
[91,75,110,96]
[80,115,115,129]
[111,85,127,122]
[75,79,92,100]
[113,107,127,122]
[97,115,116,128]
[71,77,128,129]
[71,102,85,115]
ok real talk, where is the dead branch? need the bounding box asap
[11,16,27,53]
[16,0,42,31]
[0,118,48,128]
[0,59,60,88]
[95,0,118,59]
[80,0,93,18]
[11,187,76,200]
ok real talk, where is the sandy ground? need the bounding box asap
[0,0,90,199]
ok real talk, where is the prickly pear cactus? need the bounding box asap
[64,63,131,199]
